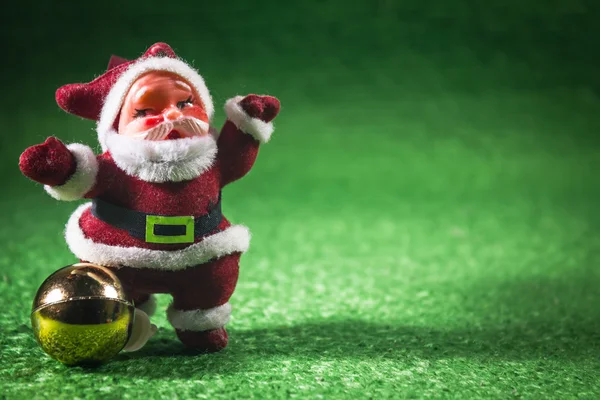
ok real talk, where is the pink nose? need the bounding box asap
[164,108,182,121]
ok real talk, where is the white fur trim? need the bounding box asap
[136,295,157,316]
[97,56,214,152]
[44,144,98,201]
[225,96,274,143]
[105,134,217,183]
[167,303,231,332]
[65,203,250,270]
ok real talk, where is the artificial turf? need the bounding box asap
[1,2,600,398]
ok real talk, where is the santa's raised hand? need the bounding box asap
[238,94,280,123]
[19,137,75,186]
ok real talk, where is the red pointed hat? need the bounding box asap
[55,43,214,151]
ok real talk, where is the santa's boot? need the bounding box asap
[167,303,232,352]
[176,328,228,353]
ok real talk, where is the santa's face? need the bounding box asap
[118,71,210,140]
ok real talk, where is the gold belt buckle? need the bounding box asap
[145,215,195,244]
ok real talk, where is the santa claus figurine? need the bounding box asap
[19,42,280,353]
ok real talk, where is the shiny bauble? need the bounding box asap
[31,263,135,365]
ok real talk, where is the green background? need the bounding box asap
[1,1,600,398]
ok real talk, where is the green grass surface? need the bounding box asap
[1,2,600,398]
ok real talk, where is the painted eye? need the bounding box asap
[177,97,194,110]
[133,109,152,118]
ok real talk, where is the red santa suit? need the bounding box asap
[22,43,279,352]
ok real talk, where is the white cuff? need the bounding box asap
[167,303,231,332]
[224,96,274,143]
[44,144,98,201]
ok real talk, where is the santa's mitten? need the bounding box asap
[19,137,76,186]
[239,95,280,122]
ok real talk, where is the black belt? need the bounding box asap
[91,195,222,244]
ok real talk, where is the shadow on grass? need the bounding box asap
[104,318,599,379]
[105,275,600,379]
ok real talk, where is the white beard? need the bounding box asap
[105,130,218,183]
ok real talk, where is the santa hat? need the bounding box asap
[55,43,214,152]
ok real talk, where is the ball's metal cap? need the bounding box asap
[32,263,133,313]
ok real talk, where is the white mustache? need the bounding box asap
[134,117,210,141]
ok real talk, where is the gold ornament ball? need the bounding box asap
[31,263,135,365]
